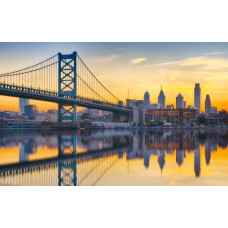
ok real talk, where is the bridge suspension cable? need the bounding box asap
[76,54,120,104]
[0,52,121,105]
[0,54,59,92]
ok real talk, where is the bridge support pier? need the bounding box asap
[58,103,77,123]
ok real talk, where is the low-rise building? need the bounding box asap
[46,109,57,122]
[211,106,218,115]
[145,108,198,125]
[126,99,137,107]
[24,105,38,120]
[166,104,174,109]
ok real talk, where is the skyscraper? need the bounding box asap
[183,101,186,109]
[144,91,150,107]
[176,93,184,109]
[194,83,201,112]
[19,98,29,113]
[158,85,165,109]
[205,94,211,115]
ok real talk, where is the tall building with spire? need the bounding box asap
[194,83,201,112]
[205,94,211,115]
[158,85,165,109]
[144,91,150,107]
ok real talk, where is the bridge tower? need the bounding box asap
[58,52,77,123]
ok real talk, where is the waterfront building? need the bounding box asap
[24,105,38,120]
[205,94,211,116]
[158,85,166,109]
[35,110,46,121]
[194,83,201,112]
[176,93,184,109]
[19,98,29,113]
[145,108,198,125]
[46,109,57,122]
[211,106,218,115]
[118,101,123,106]
[166,104,174,109]
[219,109,228,118]
[144,91,150,107]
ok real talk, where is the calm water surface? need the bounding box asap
[0,128,228,186]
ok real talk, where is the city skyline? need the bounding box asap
[0,43,228,112]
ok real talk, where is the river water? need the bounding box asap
[0,128,228,186]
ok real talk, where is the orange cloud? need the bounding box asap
[130,58,147,64]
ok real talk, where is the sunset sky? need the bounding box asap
[0,42,228,112]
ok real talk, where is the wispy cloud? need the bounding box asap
[130,58,147,64]
[137,56,228,72]
[94,54,120,63]
[204,52,226,56]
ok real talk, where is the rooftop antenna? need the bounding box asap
[161,84,162,90]
[128,87,129,99]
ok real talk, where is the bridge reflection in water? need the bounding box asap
[0,129,227,186]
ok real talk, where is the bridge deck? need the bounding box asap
[0,83,132,113]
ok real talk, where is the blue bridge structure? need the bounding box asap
[0,52,132,122]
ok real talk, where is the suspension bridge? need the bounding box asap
[0,52,132,122]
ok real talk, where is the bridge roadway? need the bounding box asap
[0,83,132,113]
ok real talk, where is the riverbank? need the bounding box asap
[0,119,227,130]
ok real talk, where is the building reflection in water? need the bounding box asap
[194,148,200,177]
[157,151,165,175]
[0,129,227,185]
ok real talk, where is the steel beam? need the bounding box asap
[58,52,77,123]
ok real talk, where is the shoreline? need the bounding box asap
[0,126,227,130]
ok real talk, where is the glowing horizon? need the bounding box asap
[0,42,228,112]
